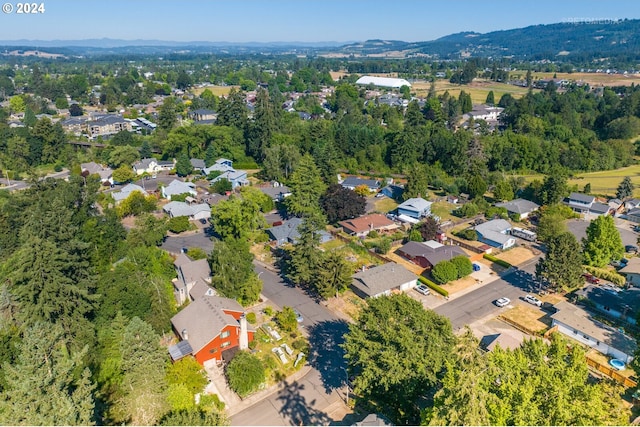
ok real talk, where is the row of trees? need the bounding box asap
[343,294,630,425]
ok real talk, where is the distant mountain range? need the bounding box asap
[1,19,639,59]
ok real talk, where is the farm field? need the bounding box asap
[190,84,239,96]
[514,71,640,87]
[413,79,534,103]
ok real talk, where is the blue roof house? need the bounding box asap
[475,219,515,250]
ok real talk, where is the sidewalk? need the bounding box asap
[210,362,314,417]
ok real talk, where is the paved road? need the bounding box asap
[231,263,350,426]
[161,227,214,255]
[435,256,543,330]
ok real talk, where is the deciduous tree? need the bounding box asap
[226,351,265,398]
[431,260,458,284]
[343,294,455,424]
[583,215,624,267]
[320,184,366,224]
[209,238,261,306]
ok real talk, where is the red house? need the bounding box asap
[169,295,255,365]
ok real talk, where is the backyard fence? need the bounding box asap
[585,356,637,388]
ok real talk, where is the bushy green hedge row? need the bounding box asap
[418,276,449,297]
[583,265,626,286]
[483,253,512,269]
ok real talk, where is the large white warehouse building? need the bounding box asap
[355,76,411,88]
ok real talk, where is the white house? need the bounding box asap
[162,179,197,200]
[163,201,211,220]
[133,158,175,175]
[475,219,515,250]
[551,301,636,364]
[81,161,114,185]
[397,197,432,219]
[619,258,640,286]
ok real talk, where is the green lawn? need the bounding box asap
[373,197,398,213]
[431,201,457,222]
[568,164,640,198]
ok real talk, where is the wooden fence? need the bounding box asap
[585,356,637,388]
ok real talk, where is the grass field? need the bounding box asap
[190,85,239,97]
[511,71,640,87]
[412,79,534,104]
[568,165,640,198]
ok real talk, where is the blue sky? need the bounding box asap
[0,0,638,43]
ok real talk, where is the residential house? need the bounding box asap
[475,219,515,250]
[87,114,131,139]
[340,177,381,192]
[133,158,175,175]
[396,240,468,269]
[189,109,217,123]
[589,202,611,216]
[625,198,640,212]
[133,117,157,132]
[339,214,400,238]
[479,333,523,352]
[112,183,147,204]
[266,217,333,247]
[379,184,404,200]
[163,201,211,220]
[169,295,254,365]
[575,285,640,326]
[172,253,214,305]
[564,192,595,214]
[608,198,624,215]
[397,197,432,219]
[202,158,235,176]
[61,116,88,136]
[81,161,113,185]
[467,104,504,122]
[626,207,640,223]
[257,182,292,203]
[162,179,197,200]
[495,198,540,220]
[550,301,636,363]
[351,263,417,299]
[190,158,206,171]
[619,258,640,286]
[210,169,249,189]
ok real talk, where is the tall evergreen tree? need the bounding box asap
[285,154,326,217]
[313,251,352,299]
[0,323,96,425]
[535,232,584,291]
[209,238,261,306]
[175,153,194,177]
[616,176,634,200]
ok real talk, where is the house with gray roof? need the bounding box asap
[627,208,640,223]
[495,198,540,220]
[351,263,417,299]
[170,295,254,365]
[619,257,640,286]
[564,192,595,214]
[397,197,432,219]
[575,285,640,326]
[161,179,197,200]
[258,183,291,202]
[172,253,214,305]
[190,158,206,171]
[266,217,333,247]
[550,301,636,363]
[163,200,210,220]
[397,240,468,269]
[210,169,249,189]
[202,158,234,176]
[589,202,611,216]
[112,183,147,204]
[475,219,515,250]
[81,161,113,185]
[133,157,175,175]
[341,177,381,192]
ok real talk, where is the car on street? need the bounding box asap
[294,309,303,323]
[414,284,431,296]
[495,297,511,307]
[199,218,207,225]
[523,294,542,307]
[625,245,638,254]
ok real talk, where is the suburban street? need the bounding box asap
[231,262,351,426]
[435,255,543,330]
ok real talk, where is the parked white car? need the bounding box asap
[524,294,542,307]
[495,297,510,307]
[415,284,431,296]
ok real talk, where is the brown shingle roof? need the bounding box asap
[339,214,397,234]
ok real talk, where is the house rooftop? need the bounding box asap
[619,257,640,275]
[398,197,432,212]
[352,262,416,298]
[475,219,512,244]
[551,301,636,356]
[495,198,540,215]
[339,214,397,234]
[341,177,380,190]
[398,241,468,266]
[569,192,596,204]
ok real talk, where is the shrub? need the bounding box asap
[226,351,265,398]
[431,260,458,284]
[248,340,257,350]
[418,276,448,297]
[485,206,508,220]
[456,228,477,241]
[274,306,297,333]
[54,163,63,172]
[483,253,512,268]
[376,237,392,254]
[451,255,473,278]
[292,338,309,353]
[246,312,257,324]
[583,265,625,286]
[453,202,479,218]
[367,230,379,239]
[263,306,273,317]
[168,216,190,233]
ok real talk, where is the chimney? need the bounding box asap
[239,314,249,351]
[181,328,188,340]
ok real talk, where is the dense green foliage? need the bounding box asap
[226,351,265,398]
[320,184,366,223]
[431,260,458,284]
[536,232,584,291]
[583,215,624,268]
[425,330,630,426]
[209,238,261,306]
[343,294,455,424]
[583,265,626,286]
[275,306,298,333]
[418,276,449,297]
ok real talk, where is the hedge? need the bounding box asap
[583,265,626,286]
[483,253,512,269]
[418,276,449,297]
